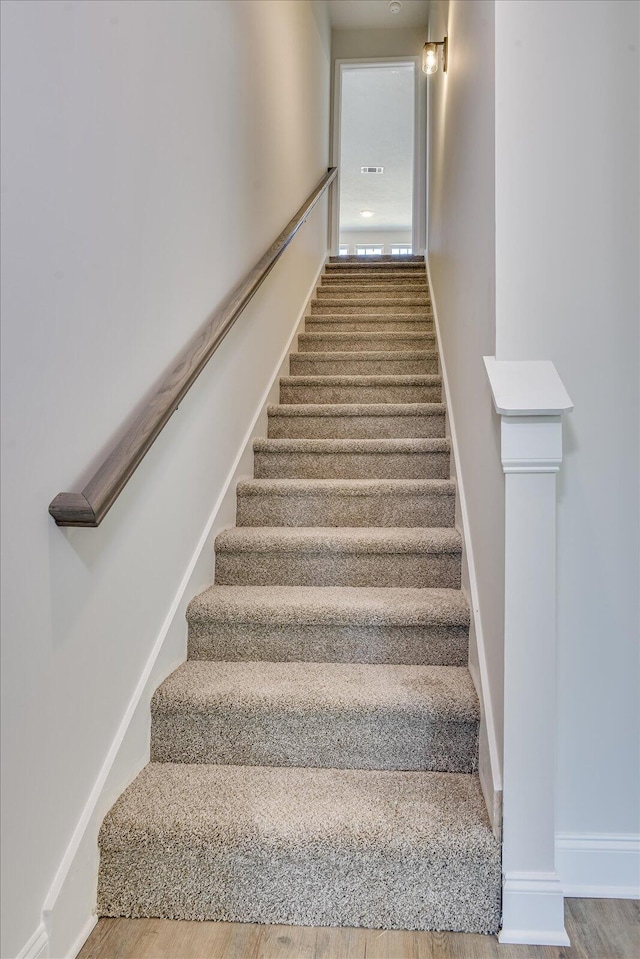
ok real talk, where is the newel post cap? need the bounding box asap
[483,357,573,417]
[484,357,573,473]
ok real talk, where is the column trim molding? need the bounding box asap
[484,355,573,947]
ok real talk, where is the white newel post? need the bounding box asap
[484,357,573,947]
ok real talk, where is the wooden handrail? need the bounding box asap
[49,167,338,527]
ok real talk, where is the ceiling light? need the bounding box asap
[388,1,402,13]
[360,210,375,218]
[422,37,448,75]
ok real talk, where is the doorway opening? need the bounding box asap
[333,60,417,256]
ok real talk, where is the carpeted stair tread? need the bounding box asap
[305,322,433,333]
[317,294,429,304]
[267,410,445,439]
[237,478,456,496]
[154,661,478,721]
[281,374,441,386]
[316,289,430,300]
[215,525,462,554]
[236,477,456,527]
[311,298,430,307]
[289,350,439,375]
[253,436,451,480]
[98,763,501,932]
[292,350,437,361]
[298,331,436,351]
[320,282,428,291]
[280,375,441,406]
[310,300,431,314]
[291,349,437,362]
[187,585,470,666]
[254,436,450,451]
[304,319,434,334]
[214,527,461,588]
[150,661,479,771]
[322,273,426,279]
[267,401,445,417]
[323,270,428,279]
[187,584,470,628]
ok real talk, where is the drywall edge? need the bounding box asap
[427,257,503,836]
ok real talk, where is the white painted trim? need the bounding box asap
[331,57,426,256]
[425,259,503,833]
[484,356,573,416]
[491,366,572,947]
[39,256,327,959]
[556,832,640,899]
[16,924,49,959]
[66,917,97,959]
[499,872,570,946]
[501,460,563,473]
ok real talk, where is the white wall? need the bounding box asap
[332,25,426,61]
[494,0,640,852]
[426,0,505,801]
[0,2,330,956]
[429,0,640,878]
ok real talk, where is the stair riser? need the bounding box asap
[324,270,427,279]
[267,412,446,439]
[151,709,478,772]
[323,270,426,278]
[305,319,433,333]
[254,449,451,479]
[236,491,455,527]
[311,302,430,314]
[98,839,500,932]
[187,623,469,666]
[321,282,428,292]
[299,334,436,352]
[214,550,461,588]
[280,383,441,404]
[316,289,431,301]
[289,355,439,375]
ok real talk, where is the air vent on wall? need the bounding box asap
[361,166,384,174]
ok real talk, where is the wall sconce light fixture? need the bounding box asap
[422,37,448,75]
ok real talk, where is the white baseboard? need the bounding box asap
[556,832,640,899]
[65,917,97,959]
[499,871,570,946]
[17,925,49,959]
[38,256,327,959]
[425,259,503,837]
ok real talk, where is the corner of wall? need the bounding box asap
[426,258,503,837]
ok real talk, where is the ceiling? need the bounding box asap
[328,0,429,30]
[338,64,414,233]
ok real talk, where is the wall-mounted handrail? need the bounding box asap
[49,167,337,527]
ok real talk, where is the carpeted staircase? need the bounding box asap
[97,255,502,934]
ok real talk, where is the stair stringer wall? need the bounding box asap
[426,259,503,839]
[39,258,326,959]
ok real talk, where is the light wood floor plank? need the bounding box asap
[77,899,640,959]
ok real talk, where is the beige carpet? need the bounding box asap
[97,254,502,933]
